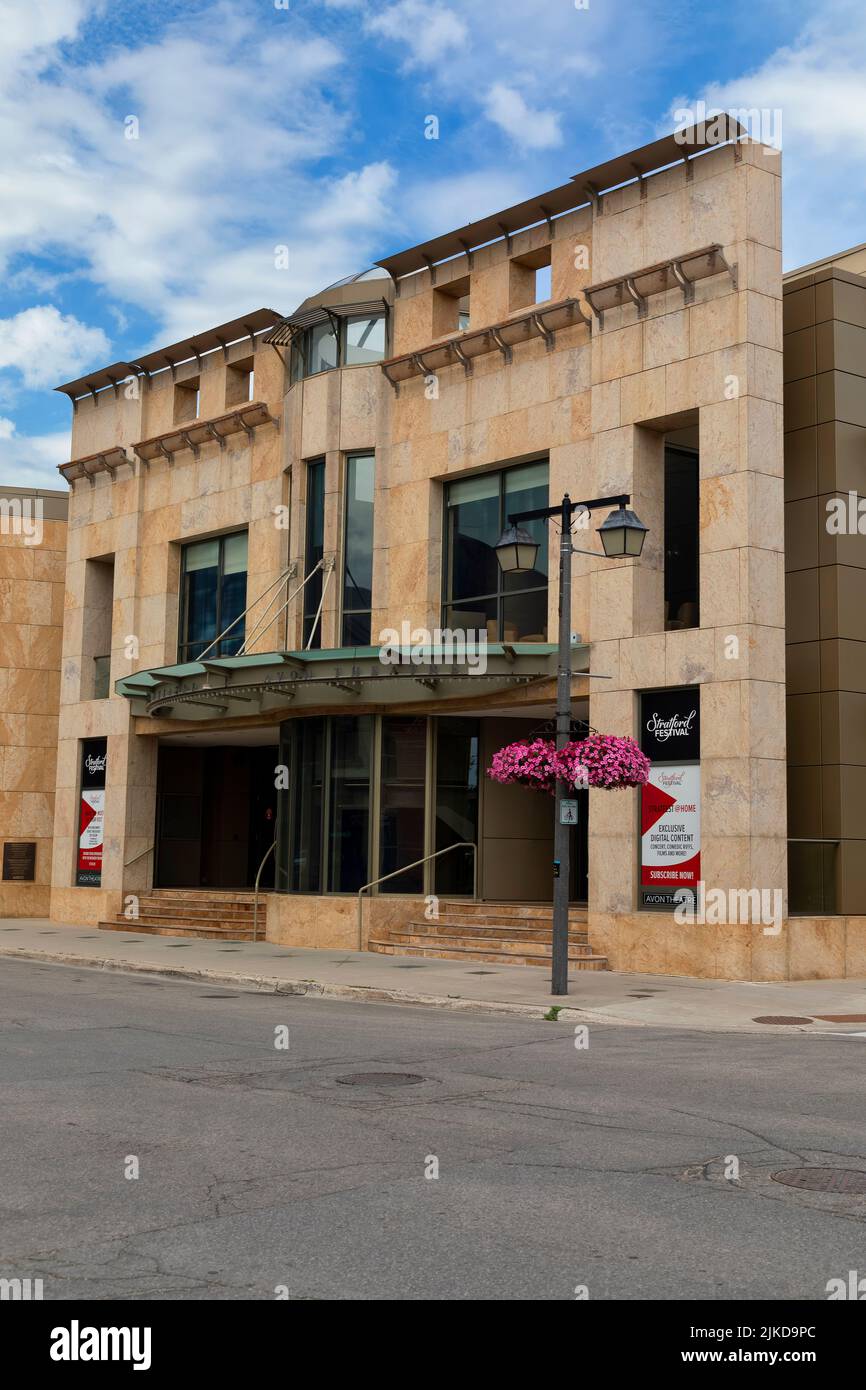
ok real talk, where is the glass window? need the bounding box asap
[344,315,386,366]
[434,717,479,896]
[328,715,372,893]
[308,321,338,375]
[379,717,426,893]
[664,446,699,630]
[289,312,388,382]
[303,460,326,648]
[288,718,324,893]
[444,460,548,643]
[342,453,374,646]
[179,532,247,661]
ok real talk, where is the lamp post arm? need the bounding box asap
[507,493,630,526]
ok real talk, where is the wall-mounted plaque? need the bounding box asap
[2,841,37,882]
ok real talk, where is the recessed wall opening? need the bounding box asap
[155,740,278,890]
[509,245,553,311]
[433,274,471,337]
[82,556,115,700]
[225,356,254,406]
[663,425,700,631]
[303,458,326,649]
[173,377,200,424]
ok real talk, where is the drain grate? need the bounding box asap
[336,1072,426,1088]
[772,1168,866,1195]
[753,1015,814,1025]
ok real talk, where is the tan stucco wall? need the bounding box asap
[49,335,287,925]
[0,487,67,916]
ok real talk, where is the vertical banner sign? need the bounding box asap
[77,738,107,887]
[639,689,700,910]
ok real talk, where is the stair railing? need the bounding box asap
[252,840,277,943]
[356,842,477,950]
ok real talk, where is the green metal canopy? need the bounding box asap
[115,644,583,720]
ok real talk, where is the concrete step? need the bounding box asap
[402,922,589,945]
[431,914,587,931]
[438,901,587,921]
[368,939,607,970]
[99,919,256,941]
[138,891,256,905]
[103,912,258,930]
[129,903,256,921]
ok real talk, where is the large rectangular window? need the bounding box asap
[289,717,325,894]
[434,717,479,897]
[379,716,426,893]
[444,460,548,643]
[664,446,699,631]
[303,459,326,648]
[328,716,372,893]
[342,452,374,645]
[179,531,247,661]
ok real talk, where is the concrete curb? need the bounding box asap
[0,943,845,1033]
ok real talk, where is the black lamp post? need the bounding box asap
[495,492,648,995]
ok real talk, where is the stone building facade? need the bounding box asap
[1,122,864,979]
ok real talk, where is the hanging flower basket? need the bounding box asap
[556,733,650,790]
[487,733,650,793]
[486,738,559,794]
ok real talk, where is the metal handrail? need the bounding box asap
[357,842,477,949]
[252,839,277,942]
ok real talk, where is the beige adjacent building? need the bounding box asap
[1,120,864,979]
[0,485,67,917]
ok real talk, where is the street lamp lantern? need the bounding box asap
[494,524,539,575]
[598,505,649,558]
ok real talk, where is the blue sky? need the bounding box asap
[1,0,864,486]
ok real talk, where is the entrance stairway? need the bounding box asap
[99,889,258,941]
[367,901,607,971]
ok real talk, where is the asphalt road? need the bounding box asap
[1,957,864,1301]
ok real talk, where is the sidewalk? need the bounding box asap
[1,918,865,1033]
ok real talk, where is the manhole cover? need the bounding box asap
[336,1072,426,1088]
[753,1015,814,1025]
[629,993,653,998]
[199,993,239,999]
[814,1014,866,1023]
[772,1168,866,1195]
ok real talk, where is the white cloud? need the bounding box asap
[667,0,866,268]
[366,0,467,68]
[0,421,69,488]
[0,3,372,337]
[0,306,110,389]
[306,162,398,233]
[0,0,97,77]
[398,169,532,244]
[483,84,562,151]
